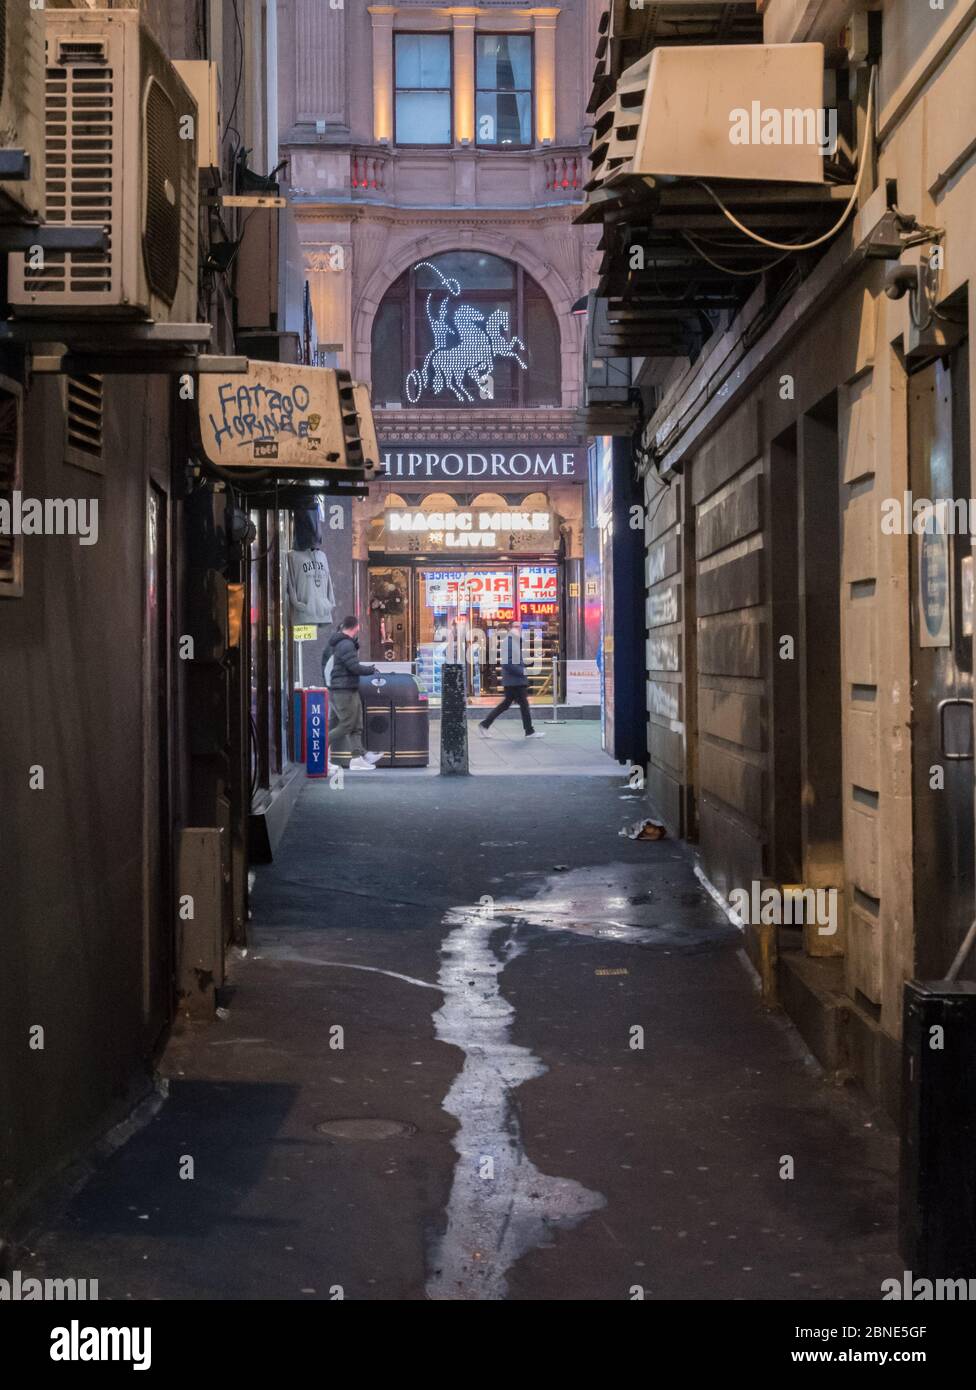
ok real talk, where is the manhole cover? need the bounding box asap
[315,1119,416,1141]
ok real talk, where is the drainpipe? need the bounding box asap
[266,0,279,174]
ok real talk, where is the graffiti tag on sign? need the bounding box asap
[198,362,346,468]
[206,379,317,457]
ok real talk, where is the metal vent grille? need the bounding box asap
[0,386,22,595]
[143,75,181,304]
[66,373,104,461]
[26,48,114,295]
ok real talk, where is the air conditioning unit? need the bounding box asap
[606,43,828,186]
[0,0,46,222]
[9,7,198,320]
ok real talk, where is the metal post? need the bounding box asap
[549,655,566,725]
[440,662,469,775]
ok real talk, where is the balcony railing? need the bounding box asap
[542,154,583,195]
[288,144,587,210]
[350,150,390,196]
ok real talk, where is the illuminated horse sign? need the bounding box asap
[405,261,529,404]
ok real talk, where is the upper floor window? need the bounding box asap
[476,34,533,147]
[371,251,560,410]
[395,34,452,145]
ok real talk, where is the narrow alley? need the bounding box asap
[5,0,976,1356]
[21,728,899,1303]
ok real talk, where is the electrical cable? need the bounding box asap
[223,0,246,158]
[683,232,792,278]
[697,65,878,254]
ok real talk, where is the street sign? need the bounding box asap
[198,361,362,469]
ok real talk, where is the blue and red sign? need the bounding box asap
[304,687,329,777]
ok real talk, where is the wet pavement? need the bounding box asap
[19,767,901,1300]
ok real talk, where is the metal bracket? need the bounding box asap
[211,195,286,209]
[0,149,31,181]
[30,350,249,377]
[0,225,110,254]
[0,319,213,346]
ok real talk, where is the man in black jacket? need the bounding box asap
[324,616,380,772]
[478,624,546,740]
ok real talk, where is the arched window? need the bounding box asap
[371,251,560,409]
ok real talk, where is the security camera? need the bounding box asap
[885,265,918,301]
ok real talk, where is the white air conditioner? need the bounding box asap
[0,0,46,221]
[173,59,219,172]
[9,7,198,320]
[607,43,828,186]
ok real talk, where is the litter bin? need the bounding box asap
[360,671,429,767]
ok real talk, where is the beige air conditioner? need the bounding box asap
[9,7,198,320]
[606,43,828,186]
[0,0,46,221]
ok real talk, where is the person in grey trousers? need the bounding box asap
[478,623,546,739]
[324,616,381,772]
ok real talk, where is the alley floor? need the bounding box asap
[21,728,901,1301]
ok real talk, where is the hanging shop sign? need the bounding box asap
[198,362,363,469]
[383,507,556,553]
[378,446,586,482]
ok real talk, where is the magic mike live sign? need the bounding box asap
[378,446,586,482]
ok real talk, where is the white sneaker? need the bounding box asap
[348,756,376,771]
[363,751,383,765]
[478,723,493,738]
[525,731,546,739]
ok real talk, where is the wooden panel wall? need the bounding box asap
[692,400,767,897]
[644,470,686,833]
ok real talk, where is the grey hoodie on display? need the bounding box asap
[286,549,336,626]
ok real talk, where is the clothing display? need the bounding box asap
[286,548,336,626]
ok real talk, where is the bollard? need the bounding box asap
[439,662,469,775]
[548,655,566,725]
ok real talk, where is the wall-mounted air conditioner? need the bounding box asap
[0,0,46,222]
[607,43,828,186]
[173,59,220,172]
[9,7,198,320]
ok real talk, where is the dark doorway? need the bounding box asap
[799,396,844,902]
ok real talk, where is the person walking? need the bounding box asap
[478,624,546,740]
[324,616,382,772]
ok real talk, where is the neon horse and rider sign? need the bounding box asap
[405,260,529,404]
